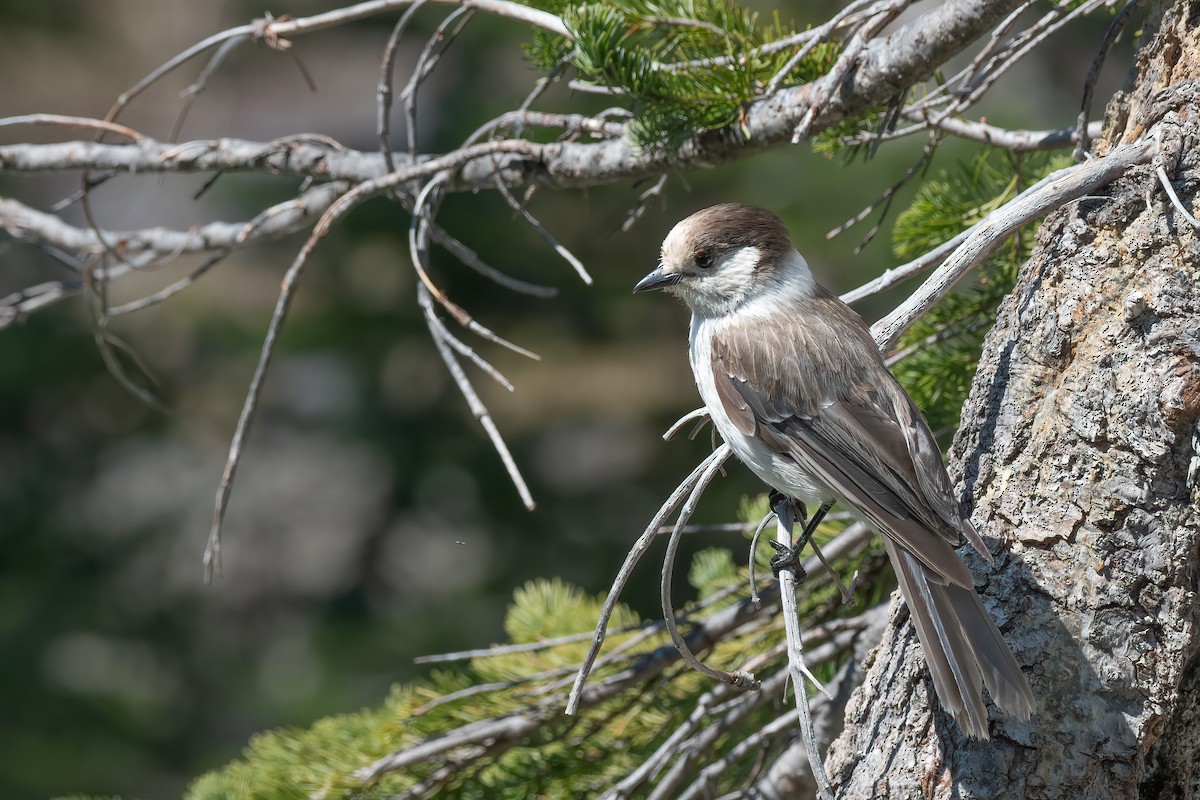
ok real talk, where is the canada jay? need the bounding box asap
[635,203,1033,738]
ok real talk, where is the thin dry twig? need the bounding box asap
[493,179,592,284]
[1074,0,1146,160]
[0,113,147,142]
[771,509,835,800]
[790,1,906,144]
[404,7,475,155]
[170,35,250,143]
[411,176,537,509]
[201,138,550,577]
[826,131,939,250]
[566,444,730,715]
[1156,164,1200,229]
[765,0,898,97]
[659,445,759,690]
[747,511,777,608]
[378,0,432,175]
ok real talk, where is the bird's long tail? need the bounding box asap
[884,539,1035,738]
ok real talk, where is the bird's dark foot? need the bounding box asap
[769,539,808,583]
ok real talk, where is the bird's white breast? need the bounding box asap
[689,314,828,505]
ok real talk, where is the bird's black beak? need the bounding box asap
[633,267,681,294]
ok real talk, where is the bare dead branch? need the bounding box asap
[790,1,907,144]
[1156,164,1200,230]
[428,224,559,297]
[170,35,250,143]
[1075,0,1146,159]
[933,117,1104,153]
[264,0,568,41]
[566,445,730,716]
[494,180,593,285]
[411,177,537,509]
[0,184,347,325]
[771,512,834,800]
[202,142,546,577]
[403,7,475,155]
[764,0,897,97]
[0,113,147,142]
[659,445,760,689]
[378,0,432,174]
[826,131,939,249]
[3,0,1035,197]
[748,510,777,608]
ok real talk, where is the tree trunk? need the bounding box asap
[824,2,1200,797]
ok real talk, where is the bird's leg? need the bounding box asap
[768,497,836,583]
[809,536,859,605]
[768,491,807,582]
[800,500,833,540]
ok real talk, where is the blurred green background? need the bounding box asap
[0,2,1130,797]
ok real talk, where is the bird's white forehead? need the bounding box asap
[660,218,692,266]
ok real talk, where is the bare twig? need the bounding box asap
[932,117,1103,153]
[621,174,669,233]
[772,510,835,800]
[659,445,760,689]
[494,180,593,285]
[0,184,347,323]
[747,510,777,608]
[838,226,970,306]
[827,131,939,250]
[262,0,568,40]
[411,176,536,509]
[1074,0,1146,160]
[765,0,899,97]
[790,2,906,143]
[170,35,250,143]
[428,223,558,297]
[663,408,710,441]
[1156,164,1200,230]
[201,138,550,577]
[567,445,730,715]
[404,8,475,155]
[0,113,147,142]
[378,0,432,174]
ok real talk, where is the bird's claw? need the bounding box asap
[769,539,808,583]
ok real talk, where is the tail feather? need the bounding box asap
[885,539,1034,738]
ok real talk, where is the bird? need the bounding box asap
[633,203,1034,738]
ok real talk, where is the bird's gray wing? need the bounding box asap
[710,303,985,586]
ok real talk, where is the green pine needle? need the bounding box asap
[527,1,837,148]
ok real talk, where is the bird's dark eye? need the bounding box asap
[695,251,714,269]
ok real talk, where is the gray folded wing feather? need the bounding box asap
[707,291,1033,733]
[710,295,989,584]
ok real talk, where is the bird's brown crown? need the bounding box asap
[666,203,794,271]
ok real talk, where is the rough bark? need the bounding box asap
[824,2,1200,797]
